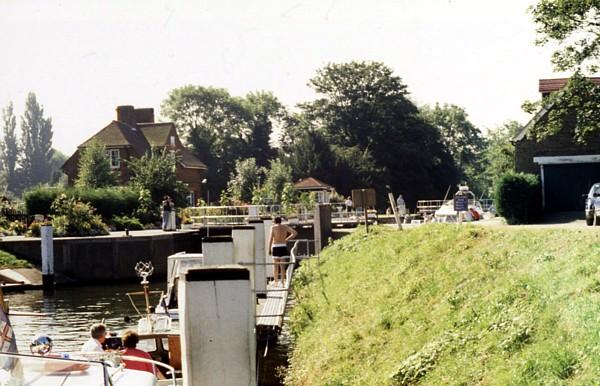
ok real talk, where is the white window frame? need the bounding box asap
[170,135,176,146]
[106,149,120,170]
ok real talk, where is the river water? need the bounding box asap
[5,283,289,385]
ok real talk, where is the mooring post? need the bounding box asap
[41,225,54,289]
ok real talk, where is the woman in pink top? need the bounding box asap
[120,330,157,376]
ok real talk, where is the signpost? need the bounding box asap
[453,190,469,226]
[352,188,376,233]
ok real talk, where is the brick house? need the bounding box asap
[514,78,600,212]
[62,105,207,204]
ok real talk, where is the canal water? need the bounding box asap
[5,283,289,385]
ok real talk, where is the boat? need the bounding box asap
[434,186,484,223]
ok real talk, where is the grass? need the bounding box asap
[0,250,32,269]
[286,224,600,385]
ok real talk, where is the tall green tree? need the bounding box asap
[287,61,458,206]
[162,87,284,198]
[18,92,54,192]
[531,0,600,72]
[75,140,117,189]
[0,102,18,193]
[421,103,487,194]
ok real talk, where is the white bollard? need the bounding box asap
[179,266,256,386]
[202,236,234,266]
[262,218,273,279]
[41,225,54,289]
[232,226,256,291]
[249,220,266,293]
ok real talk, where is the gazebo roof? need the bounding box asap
[293,177,334,191]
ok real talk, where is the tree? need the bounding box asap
[0,103,17,193]
[242,91,285,168]
[531,0,600,72]
[253,159,293,204]
[127,148,187,206]
[18,92,54,192]
[483,121,519,193]
[223,158,264,204]
[421,103,487,194]
[75,140,117,189]
[286,61,458,207]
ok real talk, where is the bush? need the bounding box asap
[494,172,542,225]
[8,221,27,236]
[110,215,144,231]
[50,194,109,237]
[24,186,140,220]
[27,221,42,237]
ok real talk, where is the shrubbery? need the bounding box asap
[24,186,139,220]
[494,172,542,225]
[50,194,109,237]
[110,215,144,231]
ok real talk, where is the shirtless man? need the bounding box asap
[268,217,298,287]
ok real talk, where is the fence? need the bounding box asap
[0,208,33,226]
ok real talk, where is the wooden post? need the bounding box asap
[388,192,402,230]
[362,189,369,233]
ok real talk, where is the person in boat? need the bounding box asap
[120,330,165,379]
[268,216,298,287]
[81,323,107,352]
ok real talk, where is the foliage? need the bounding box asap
[523,72,600,143]
[287,225,600,385]
[23,186,139,220]
[75,139,117,188]
[26,221,42,237]
[252,159,292,204]
[127,148,187,207]
[162,86,284,198]
[0,249,32,268]
[482,121,518,194]
[18,93,54,193]
[110,215,144,231]
[283,61,458,208]
[531,0,600,72]
[421,103,487,195]
[494,172,542,225]
[1,103,18,194]
[223,157,265,204]
[8,220,27,236]
[50,194,109,237]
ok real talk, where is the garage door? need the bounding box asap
[544,163,600,211]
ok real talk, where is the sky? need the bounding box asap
[0,0,564,156]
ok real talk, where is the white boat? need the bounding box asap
[0,351,179,386]
[434,186,484,223]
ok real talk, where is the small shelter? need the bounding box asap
[293,177,334,203]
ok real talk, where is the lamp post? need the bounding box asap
[202,178,209,237]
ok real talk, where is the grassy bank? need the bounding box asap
[0,250,32,269]
[287,225,600,385]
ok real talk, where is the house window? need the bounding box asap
[170,135,175,146]
[106,149,120,169]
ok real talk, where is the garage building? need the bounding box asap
[514,78,600,212]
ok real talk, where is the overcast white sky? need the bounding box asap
[0,0,564,156]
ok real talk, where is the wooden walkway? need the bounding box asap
[255,242,300,338]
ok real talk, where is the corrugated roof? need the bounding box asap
[293,177,334,190]
[81,121,150,156]
[139,123,174,147]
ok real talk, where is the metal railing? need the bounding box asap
[417,199,494,214]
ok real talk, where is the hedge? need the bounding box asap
[24,186,140,220]
[494,172,542,225]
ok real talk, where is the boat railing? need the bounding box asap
[417,198,495,214]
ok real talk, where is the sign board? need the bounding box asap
[453,196,469,212]
[352,188,376,208]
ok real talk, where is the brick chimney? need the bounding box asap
[116,105,137,128]
[135,108,155,124]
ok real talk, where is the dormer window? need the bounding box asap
[106,149,120,169]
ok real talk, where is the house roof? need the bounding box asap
[539,77,600,94]
[293,177,334,191]
[139,123,174,147]
[179,148,207,170]
[81,121,150,156]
